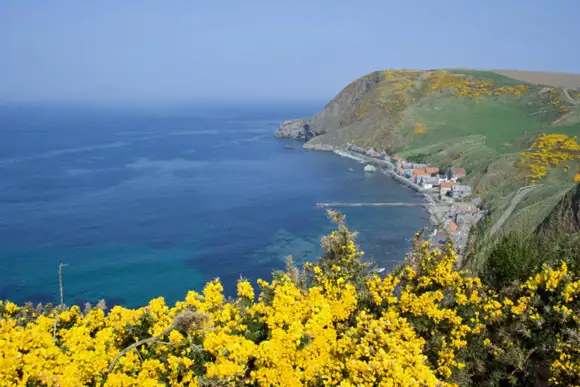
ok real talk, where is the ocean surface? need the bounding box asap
[0,104,429,308]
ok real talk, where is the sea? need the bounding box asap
[0,104,429,308]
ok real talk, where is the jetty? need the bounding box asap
[317,202,425,208]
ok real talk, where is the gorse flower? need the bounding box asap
[1,211,579,386]
[236,279,255,300]
[519,134,580,183]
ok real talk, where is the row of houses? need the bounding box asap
[430,199,485,253]
[344,145,474,201]
[398,163,471,199]
[341,143,484,254]
[389,155,483,254]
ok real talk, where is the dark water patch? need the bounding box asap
[0,284,56,305]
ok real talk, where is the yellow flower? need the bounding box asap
[3,301,18,316]
[237,280,255,300]
[203,279,224,308]
[169,330,184,344]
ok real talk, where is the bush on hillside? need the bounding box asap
[1,211,580,386]
[482,233,540,290]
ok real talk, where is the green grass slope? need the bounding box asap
[301,69,580,240]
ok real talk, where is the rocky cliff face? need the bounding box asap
[274,71,386,145]
[274,119,310,140]
[274,118,329,141]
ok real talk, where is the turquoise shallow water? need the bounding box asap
[0,105,429,308]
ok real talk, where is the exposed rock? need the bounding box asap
[364,164,377,172]
[274,119,311,140]
[303,142,335,151]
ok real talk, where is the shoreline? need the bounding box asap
[312,145,443,230]
[302,142,451,270]
[322,145,483,258]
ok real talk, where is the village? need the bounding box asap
[343,143,486,255]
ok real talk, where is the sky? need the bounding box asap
[1,0,579,105]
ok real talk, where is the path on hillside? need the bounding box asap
[563,89,579,106]
[489,185,539,238]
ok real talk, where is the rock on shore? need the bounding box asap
[274,119,311,140]
[303,142,335,151]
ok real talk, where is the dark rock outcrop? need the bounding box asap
[274,119,310,140]
[274,118,326,141]
[274,71,386,145]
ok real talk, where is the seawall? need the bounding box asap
[380,169,425,193]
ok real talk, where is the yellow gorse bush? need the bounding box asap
[425,71,528,99]
[1,211,580,386]
[519,133,580,183]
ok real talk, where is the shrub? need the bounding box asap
[1,212,580,386]
[482,233,541,290]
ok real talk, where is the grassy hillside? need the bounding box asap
[299,69,580,240]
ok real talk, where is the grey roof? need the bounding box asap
[452,185,472,192]
[421,176,440,184]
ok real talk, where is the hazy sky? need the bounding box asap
[1,0,578,105]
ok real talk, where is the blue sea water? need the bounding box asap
[0,104,429,308]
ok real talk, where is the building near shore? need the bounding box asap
[419,176,440,189]
[447,220,458,232]
[451,185,472,199]
[439,181,455,198]
[426,167,439,175]
[412,168,429,183]
[447,167,467,180]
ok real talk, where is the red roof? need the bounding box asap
[451,168,467,176]
[448,221,458,232]
[413,168,428,176]
[426,167,439,174]
[440,181,455,189]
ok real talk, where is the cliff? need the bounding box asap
[275,68,580,239]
